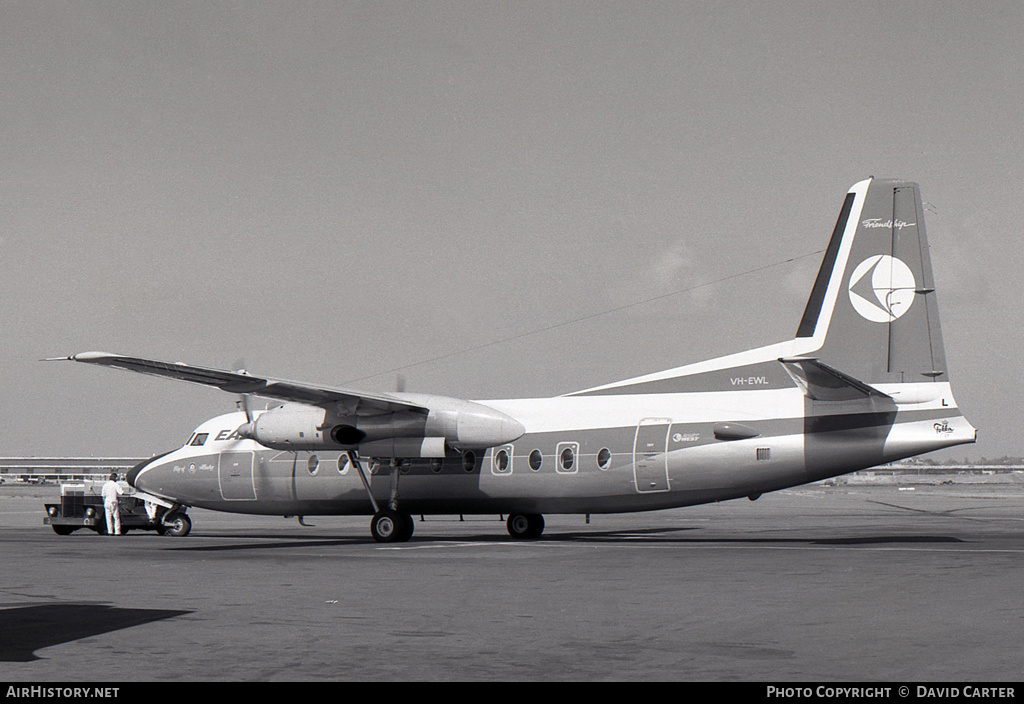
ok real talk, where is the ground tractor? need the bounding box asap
[43,481,191,536]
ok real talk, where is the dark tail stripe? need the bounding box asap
[796,191,855,338]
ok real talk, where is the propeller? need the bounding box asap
[237,392,253,423]
[233,358,255,437]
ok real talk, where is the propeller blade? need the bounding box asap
[233,358,253,423]
[237,393,253,423]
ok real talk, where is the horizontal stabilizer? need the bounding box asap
[778,357,892,402]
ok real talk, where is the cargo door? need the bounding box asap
[633,419,671,493]
[219,451,256,500]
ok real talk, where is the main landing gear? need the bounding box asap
[506,513,545,540]
[370,508,415,543]
[346,452,546,543]
[347,451,415,544]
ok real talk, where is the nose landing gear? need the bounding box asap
[157,512,192,537]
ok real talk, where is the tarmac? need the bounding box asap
[1,476,1023,682]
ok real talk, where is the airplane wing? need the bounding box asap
[47,351,527,452]
[46,351,425,415]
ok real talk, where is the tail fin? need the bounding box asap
[796,178,948,385]
[568,177,958,400]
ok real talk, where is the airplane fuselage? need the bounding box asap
[133,380,973,518]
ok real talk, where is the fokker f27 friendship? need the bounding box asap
[52,178,976,542]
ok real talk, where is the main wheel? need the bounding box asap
[371,509,414,543]
[162,513,192,537]
[506,513,545,540]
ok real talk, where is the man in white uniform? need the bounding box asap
[101,472,124,535]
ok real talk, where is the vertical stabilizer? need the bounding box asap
[796,179,948,385]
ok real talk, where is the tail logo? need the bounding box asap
[847,255,916,323]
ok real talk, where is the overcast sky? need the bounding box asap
[2,1,1022,460]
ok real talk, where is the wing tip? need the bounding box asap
[42,351,123,363]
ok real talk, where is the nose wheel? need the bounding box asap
[158,512,192,537]
[371,508,414,543]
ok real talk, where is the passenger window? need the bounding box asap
[560,447,574,470]
[493,448,511,474]
[597,448,612,470]
[189,433,209,447]
[529,450,543,471]
[556,442,578,473]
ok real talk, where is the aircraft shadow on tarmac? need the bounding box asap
[550,528,965,545]
[0,603,191,662]
[167,536,368,552]
[155,526,964,551]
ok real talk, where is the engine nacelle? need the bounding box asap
[237,399,525,456]
[242,404,329,450]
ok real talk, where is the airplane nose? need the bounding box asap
[126,459,148,489]
[127,451,173,490]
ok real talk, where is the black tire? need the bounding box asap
[162,513,192,537]
[398,512,414,542]
[506,513,545,540]
[371,509,413,543]
[52,525,76,536]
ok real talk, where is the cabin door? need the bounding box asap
[633,419,671,493]
[219,451,256,500]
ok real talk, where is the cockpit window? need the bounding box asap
[189,433,209,447]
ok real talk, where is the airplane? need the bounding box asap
[50,178,976,542]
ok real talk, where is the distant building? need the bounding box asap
[0,458,145,484]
